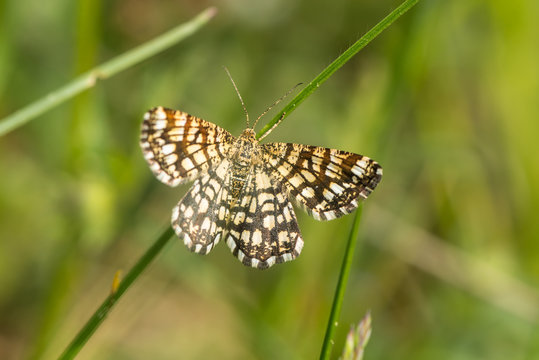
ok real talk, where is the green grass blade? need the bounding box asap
[57,226,175,360]
[319,205,364,360]
[256,0,419,140]
[307,2,418,358]
[0,7,217,137]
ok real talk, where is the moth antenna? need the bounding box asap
[223,66,250,128]
[252,82,302,130]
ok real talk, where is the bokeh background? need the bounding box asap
[1,0,539,359]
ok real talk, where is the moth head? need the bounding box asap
[240,128,257,141]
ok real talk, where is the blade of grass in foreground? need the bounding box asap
[57,226,174,360]
[57,0,417,357]
[317,1,419,358]
[0,7,217,137]
[257,0,419,139]
[319,206,364,360]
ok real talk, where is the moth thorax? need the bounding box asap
[233,128,260,166]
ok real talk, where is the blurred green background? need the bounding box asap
[1,0,539,359]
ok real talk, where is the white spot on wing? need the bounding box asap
[301,187,314,199]
[182,232,193,247]
[161,143,176,155]
[241,230,251,243]
[193,151,207,165]
[164,154,178,165]
[263,215,275,229]
[154,107,167,118]
[153,120,167,130]
[324,210,337,220]
[289,175,303,188]
[172,205,180,221]
[330,182,345,194]
[278,231,288,244]
[301,170,316,182]
[265,256,276,267]
[199,198,209,213]
[323,189,335,201]
[252,230,262,246]
[237,251,245,262]
[249,197,257,214]
[181,157,195,171]
[281,253,293,262]
[226,236,236,251]
[201,217,211,231]
[351,165,366,177]
[261,202,275,212]
[234,212,246,225]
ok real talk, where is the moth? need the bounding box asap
[140,74,382,269]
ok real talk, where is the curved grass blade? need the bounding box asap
[315,2,419,358]
[319,206,364,360]
[257,0,419,140]
[57,226,174,360]
[0,7,217,137]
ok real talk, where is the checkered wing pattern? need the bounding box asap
[171,159,232,255]
[141,105,383,269]
[262,143,383,221]
[140,107,234,187]
[225,165,304,269]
